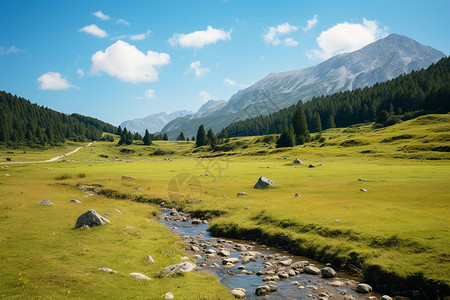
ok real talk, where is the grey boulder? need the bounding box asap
[163,262,196,276]
[293,159,302,164]
[304,265,321,275]
[253,176,275,189]
[38,199,53,206]
[75,209,110,228]
[356,283,373,293]
[321,267,337,278]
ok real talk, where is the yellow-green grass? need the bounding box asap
[1,114,449,297]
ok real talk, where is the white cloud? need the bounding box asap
[198,91,214,104]
[169,25,232,48]
[0,46,24,55]
[223,78,236,86]
[308,18,387,60]
[130,30,151,41]
[263,22,298,46]
[76,68,85,77]
[284,38,298,46]
[303,15,318,32]
[79,24,108,38]
[260,56,266,60]
[93,10,110,21]
[189,61,210,79]
[145,89,156,98]
[37,72,76,90]
[91,40,170,83]
[116,18,130,26]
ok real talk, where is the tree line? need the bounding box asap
[224,56,450,138]
[0,91,117,147]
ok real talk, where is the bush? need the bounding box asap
[152,149,175,156]
[77,173,86,178]
[98,154,109,158]
[55,174,71,180]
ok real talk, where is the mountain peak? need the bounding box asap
[197,99,226,113]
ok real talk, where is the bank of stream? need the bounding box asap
[159,208,387,299]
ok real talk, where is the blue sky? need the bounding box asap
[1,0,449,125]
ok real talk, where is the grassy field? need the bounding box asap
[0,114,449,298]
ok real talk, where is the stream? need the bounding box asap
[159,208,382,299]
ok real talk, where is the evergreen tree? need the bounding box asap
[117,126,123,136]
[276,125,296,148]
[326,114,336,129]
[177,132,185,141]
[292,103,310,145]
[196,124,207,147]
[311,112,322,132]
[143,129,152,145]
[162,133,168,141]
[191,136,195,141]
[207,128,218,146]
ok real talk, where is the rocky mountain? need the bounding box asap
[161,34,446,139]
[120,110,192,134]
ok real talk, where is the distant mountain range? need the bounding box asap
[120,110,192,135]
[122,34,446,139]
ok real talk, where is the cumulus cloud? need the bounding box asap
[199,91,214,104]
[189,61,210,79]
[79,24,108,38]
[130,30,151,41]
[91,40,170,83]
[169,25,232,48]
[263,22,298,46]
[37,72,76,90]
[93,10,110,21]
[308,18,387,60]
[223,78,236,86]
[116,18,130,26]
[0,46,24,55]
[303,15,318,32]
[284,38,298,46]
[145,89,156,98]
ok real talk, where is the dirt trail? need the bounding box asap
[0,142,93,164]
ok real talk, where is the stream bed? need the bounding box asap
[159,208,383,299]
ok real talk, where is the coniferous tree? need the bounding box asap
[326,114,336,129]
[177,132,185,141]
[292,103,310,145]
[276,125,296,148]
[143,129,152,145]
[117,126,123,136]
[162,133,168,141]
[311,112,322,133]
[196,124,207,147]
[207,128,217,146]
[191,136,196,141]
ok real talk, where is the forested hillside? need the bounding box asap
[0,91,117,147]
[225,56,450,137]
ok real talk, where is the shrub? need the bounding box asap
[55,174,71,180]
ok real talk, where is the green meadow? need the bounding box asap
[0,114,449,298]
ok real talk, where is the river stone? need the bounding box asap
[279,259,292,266]
[253,176,275,189]
[231,288,245,299]
[237,192,248,196]
[205,249,216,255]
[287,269,296,276]
[330,280,344,287]
[129,272,151,280]
[98,267,117,274]
[190,245,200,252]
[255,286,271,296]
[38,199,53,206]
[304,265,321,275]
[291,261,309,269]
[293,159,302,164]
[164,262,196,276]
[268,285,278,292]
[321,267,337,278]
[356,283,373,293]
[75,209,110,228]
[69,199,82,203]
[164,292,174,300]
[380,296,393,300]
[146,255,155,264]
[222,257,239,265]
[217,250,230,257]
[277,271,289,278]
[191,219,202,225]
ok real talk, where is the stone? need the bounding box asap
[129,272,151,280]
[98,267,117,274]
[360,188,367,192]
[121,175,135,180]
[191,219,202,225]
[205,249,216,255]
[163,262,196,276]
[217,250,230,257]
[308,164,316,168]
[114,209,122,214]
[222,257,239,265]
[38,199,53,206]
[293,159,302,164]
[190,245,200,252]
[255,286,271,296]
[356,283,373,293]
[358,178,366,181]
[304,265,321,275]
[164,292,174,300]
[180,256,189,261]
[295,193,301,197]
[277,271,289,278]
[330,280,344,287]
[380,296,393,300]
[146,255,155,264]
[231,288,245,299]
[287,269,296,276]
[253,176,276,189]
[75,209,110,228]
[290,261,309,269]
[321,267,337,278]
[279,259,292,266]
[237,192,248,196]
[268,285,278,292]
[69,199,82,203]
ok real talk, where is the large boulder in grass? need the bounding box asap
[163,262,196,276]
[75,209,110,228]
[253,176,275,189]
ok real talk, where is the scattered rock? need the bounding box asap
[180,256,189,261]
[114,209,122,214]
[79,225,89,230]
[360,188,367,192]
[129,272,151,280]
[279,259,292,266]
[253,176,276,189]
[98,267,117,274]
[356,283,373,293]
[69,199,82,203]
[237,192,248,196]
[290,261,309,269]
[329,280,344,287]
[255,286,271,296]
[277,271,289,278]
[124,226,134,229]
[380,296,393,300]
[164,292,174,300]
[38,199,53,206]
[121,175,135,180]
[321,267,337,278]
[222,258,239,265]
[163,262,196,276]
[293,159,302,164]
[146,255,155,264]
[75,209,110,228]
[217,250,230,257]
[308,164,316,168]
[231,288,245,299]
[295,193,301,197]
[191,219,202,225]
[358,178,366,181]
[304,265,321,275]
